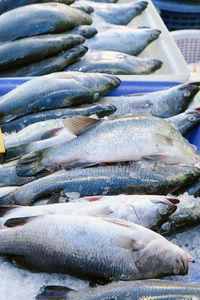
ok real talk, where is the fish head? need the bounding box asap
[164,82,200,115]
[185,107,200,123]
[134,237,194,278]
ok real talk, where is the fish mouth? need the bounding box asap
[152,197,179,215]
[180,253,195,275]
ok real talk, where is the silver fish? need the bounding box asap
[36,280,200,299]
[66,50,162,75]
[84,27,160,55]
[0,3,92,42]
[0,194,178,229]
[76,1,148,25]
[0,214,194,280]
[3,161,200,205]
[1,104,116,133]
[16,114,200,176]
[0,72,120,123]
[100,82,200,117]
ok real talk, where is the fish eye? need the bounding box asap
[184,91,191,97]
[173,268,180,275]
[188,116,196,121]
[158,207,168,215]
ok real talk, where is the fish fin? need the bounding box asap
[16,150,46,176]
[36,285,76,300]
[62,116,99,135]
[3,144,28,162]
[142,153,170,162]
[0,205,20,217]
[63,161,99,170]
[41,128,66,140]
[87,206,113,217]
[4,216,38,228]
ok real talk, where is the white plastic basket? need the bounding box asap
[171,30,200,64]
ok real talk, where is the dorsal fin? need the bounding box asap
[4,216,38,228]
[62,116,99,135]
[0,205,20,217]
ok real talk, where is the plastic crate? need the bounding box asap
[0,78,198,152]
[152,0,200,31]
[171,30,200,64]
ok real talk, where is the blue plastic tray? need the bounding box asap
[0,78,199,152]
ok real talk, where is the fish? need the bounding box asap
[100,82,200,117]
[1,104,116,133]
[84,28,160,56]
[0,195,179,230]
[166,108,200,136]
[0,214,194,280]
[0,34,85,71]
[0,46,88,77]
[16,114,200,176]
[66,25,97,39]
[0,160,38,187]
[0,186,18,197]
[0,3,92,43]
[2,161,200,205]
[66,50,162,75]
[3,116,97,162]
[0,72,120,123]
[0,0,74,15]
[79,1,148,25]
[36,280,200,300]
[159,193,200,235]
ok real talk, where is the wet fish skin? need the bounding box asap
[0,46,87,77]
[3,161,200,205]
[16,114,200,176]
[66,25,97,39]
[167,108,200,136]
[1,104,116,133]
[82,1,148,25]
[85,28,160,56]
[0,72,120,122]
[0,0,74,15]
[0,214,194,279]
[66,50,162,75]
[0,160,38,188]
[0,33,85,71]
[178,178,200,198]
[0,195,178,229]
[101,82,200,117]
[36,280,200,300]
[0,3,92,43]
[159,193,200,236]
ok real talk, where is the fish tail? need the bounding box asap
[3,144,28,162]
[16,150,46,177]
[36,285,76,299]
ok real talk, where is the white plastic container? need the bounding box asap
[118,0,190,82]
[170,29,200,64]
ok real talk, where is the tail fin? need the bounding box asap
[16,150,45,177]
[36,285,76,299]
[3,144,28,163]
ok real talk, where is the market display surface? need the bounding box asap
[0,0,200,300]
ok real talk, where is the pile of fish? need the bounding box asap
[0,72,199,299]
[0,0,163,76]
